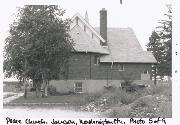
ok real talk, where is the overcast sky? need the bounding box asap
[62,0,172,50]
[0,0,172,81]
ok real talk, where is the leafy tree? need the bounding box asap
[147,31,164,84]
[3,5,73,97]
[147,5,172,82]
[157,4,172,77]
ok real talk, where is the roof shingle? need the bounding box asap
[95,27,157,63]
[70,25,109,54]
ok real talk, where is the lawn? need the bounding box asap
[7,81,172,118]
[10,92,89,105]
[3,93,16,99]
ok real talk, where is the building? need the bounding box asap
[50,8,157,93]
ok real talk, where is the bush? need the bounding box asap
[158,101,172,117]
[104,85,116,92]
[130,94,171,118]
[116,89,137,104]
[30,88,36,92]
[48,85,58,96]
[99,82,172,118]
[146,83,172,101]
[83,92,103,103]
[103,105,131,118]
[47,85,75,96]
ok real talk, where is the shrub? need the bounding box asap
[158,101,172,117]
[107,105,131,118]
[104,85,116,92]
[130,94,171,118]
[83,92,103,103]
[30,87,36,92]
[146,83,172,101]
[118,90,137,104]
[101,87,141,105]
[48,85,58,96]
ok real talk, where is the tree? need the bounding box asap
[157,4,172,77]
[3,5,73,97]
[147,31,164,84]
[147,4,172,82]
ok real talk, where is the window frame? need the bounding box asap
[74,82,83,93]
[94,55,100,65]
[92,33,94,39]
[118,64,124,71]
[84,25,86,32]
[76,17,78,25]
[143,70,149,74]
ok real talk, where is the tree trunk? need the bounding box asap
[154,67,157,85]
[24,78,28,98]
[41,79,46,98]
[34,80,39,98]
[36,87,40,98]
[41,79,48,98]
[44,80,48,97]
[24,86,27,98]
[24,57,28,98]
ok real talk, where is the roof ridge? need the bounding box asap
[94,27,133,30]
[70,25,109,54]
[70,13,106,44]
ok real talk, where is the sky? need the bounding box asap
[62,0,172,49]
[1,0,180,122]
[0,0,172,81]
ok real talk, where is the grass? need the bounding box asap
[8,81,172,118]
[101,82,172,118]
[148,82,172,101]
[10,92,90,105]
[3,93,16,99]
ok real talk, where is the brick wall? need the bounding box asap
[59,53,152,80]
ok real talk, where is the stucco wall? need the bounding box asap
[49,80,153,93]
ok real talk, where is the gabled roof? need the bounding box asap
[95,27,157,63]
[71,13,106,44]
[70,25,109,54]
[69,12,156,63]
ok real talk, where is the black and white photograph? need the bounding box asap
[0,0,179,124]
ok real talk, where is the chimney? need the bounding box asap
[85,11,89,23]
[100,8,107,46]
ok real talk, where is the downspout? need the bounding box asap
[111,61,114,80]
[106,68,108,86]
[89,53,92,79]
[107,62,113,87]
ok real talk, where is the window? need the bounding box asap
[84,25,86,32]
[94,55,100,65]
[92,33,94,39]
[118,64,124,71]
[143,70,149,74]
[76,17,78,25]
[100,41,107,46]
[74,82,83,93]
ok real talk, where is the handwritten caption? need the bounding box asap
[5,117,166,125]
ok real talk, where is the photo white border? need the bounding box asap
[0,0,179,125]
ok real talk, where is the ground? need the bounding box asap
[3,92,99,118]
[3,80,172,118]
[81,81,172,118]
[3,106,98,118]
[9,92,88,105]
